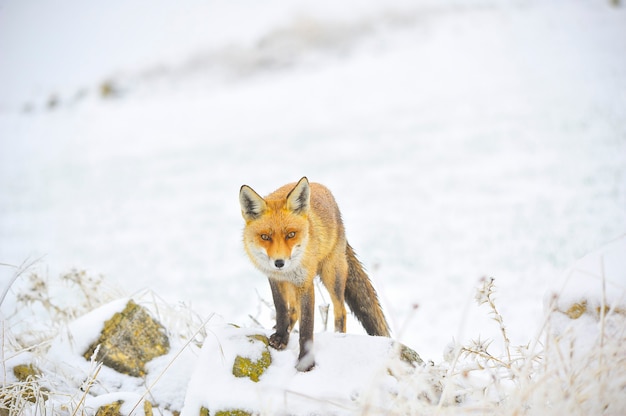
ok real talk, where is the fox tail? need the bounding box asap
[344,243,391,337]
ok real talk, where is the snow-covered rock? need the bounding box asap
[83,300,170,378]
[181,323,423,416]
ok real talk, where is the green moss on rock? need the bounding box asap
[199,408,252,416]
[84,300,170,377]
[95,401,123,416]
[94,400,152,416]
[143,400,153,416]
[398,343,424,367]
[13,364,40,382]
[565,300,587,319]
[2,364,49,406]
[215,410,252,416]
[231,334,271,382]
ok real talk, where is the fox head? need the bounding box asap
[239,177,310,278]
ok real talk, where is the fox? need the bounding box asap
[239,176,390,372]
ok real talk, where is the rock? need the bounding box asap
[94,399,153,416]
[83,300,170,377]
[397,343,424,367]
[231,335,271,382]
[1,364,49,408]
[13,364,40,382]
[95,401,123,416]
[144,400,154,416]
[555,298,626,321]
[100,80,122,99]
[564,300,587,319]
[199,408,252,416]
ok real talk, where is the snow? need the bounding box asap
[181,327,408,415]
[544,235,626,356]
[549,235,626,312]
[1,0,626,413]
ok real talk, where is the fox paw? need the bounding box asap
[269,332,289,350]
[296,355,315,372]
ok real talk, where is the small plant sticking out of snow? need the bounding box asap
[474,276,512,362]
[430,264,626,415]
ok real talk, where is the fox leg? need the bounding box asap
[296,280,316,372]
[288,303,299,333]
[331,276,347,333]
[321,256,348,333]
[268,279,292,350]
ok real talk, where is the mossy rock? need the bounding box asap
[1,365,49,407]
[95,400,152,416]
[561,299,626,320]
[0,388,45,407]
[84,300,170,377]
[199,407,252,416]
[96,401,123,416]
[398,343,424,367]
[565,300,587,319]
[143,400,153,416]
[216,410,252,416]
[13,364,40,382]
[99,80,123,99]
[231,335,271,382]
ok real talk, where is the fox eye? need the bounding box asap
[286,231,296,239]
[260,233,271,241]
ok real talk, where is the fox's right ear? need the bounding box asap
[240,185,267,221]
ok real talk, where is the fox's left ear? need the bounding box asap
[286,177,310,215]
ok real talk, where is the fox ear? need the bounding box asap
[286,177,310,215]
[240,185,267,221]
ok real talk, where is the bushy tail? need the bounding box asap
[344,243,391,337]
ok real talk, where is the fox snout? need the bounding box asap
[270,257,293,271]
[266,247,304,273]
[264,242,303,272]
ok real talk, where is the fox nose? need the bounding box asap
[274,259,285,269]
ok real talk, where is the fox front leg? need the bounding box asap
[268,279,291,350]
[296,283,315,372]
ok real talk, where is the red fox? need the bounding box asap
[239,177,390,371]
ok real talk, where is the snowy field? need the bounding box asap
[1,0,626,374]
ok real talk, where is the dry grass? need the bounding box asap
[379,276,626,416]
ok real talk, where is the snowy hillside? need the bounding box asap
[1,0,626,413]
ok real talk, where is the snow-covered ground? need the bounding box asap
[1,0,626,369]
